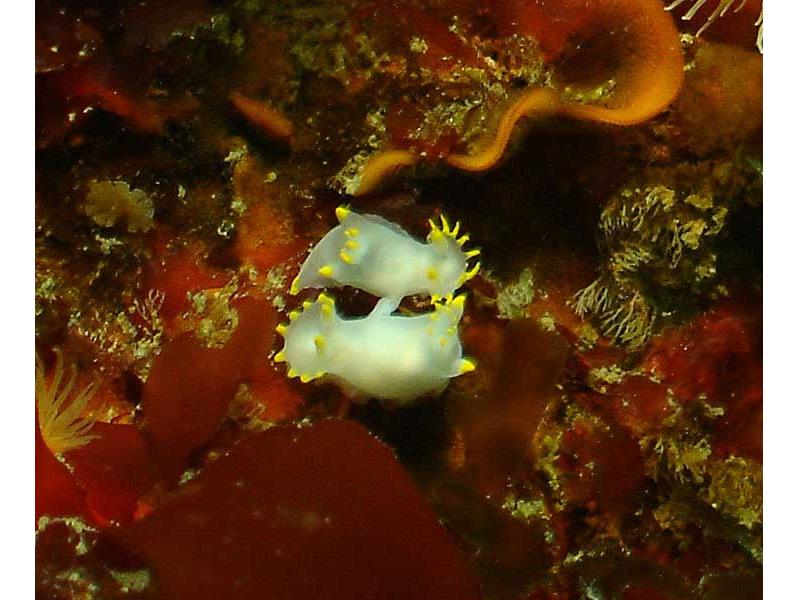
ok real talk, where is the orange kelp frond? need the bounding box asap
[354,0,683,193]
[36,349,99,456]
[666,0,763,52]
[230,91,293,145]
[445,88,562,173]
[555,0,684,126]
[353,149,419,196]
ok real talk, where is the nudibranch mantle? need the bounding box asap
[291,207,480,311]
[275,293,475,404]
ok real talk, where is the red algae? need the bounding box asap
[142,236,226,327]
[558,418,646,518]
[109,419,481,600]
[68,424,158,526]
[143,297,278,477]
[36,426,88,523]
[453,319,569,499]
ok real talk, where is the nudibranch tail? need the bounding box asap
[458,357,477,374]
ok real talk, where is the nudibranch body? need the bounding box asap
[291,207,480,311]
[275,293,475,404]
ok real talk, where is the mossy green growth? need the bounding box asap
[572,161,744,349]
[704,456,762,529]
[496,268,536,320]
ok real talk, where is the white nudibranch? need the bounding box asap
[290,206,480,312]
[274,293,476,404]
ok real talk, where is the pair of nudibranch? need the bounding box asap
[274,206,480,404]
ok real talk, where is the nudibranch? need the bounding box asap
[274,293,476,403]
[290,207,480,313]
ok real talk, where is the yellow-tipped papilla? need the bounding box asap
[290,276,301,295]
[335,205,351,223]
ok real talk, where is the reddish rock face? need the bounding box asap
[558,417,646,518]
[109,419,482,600]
